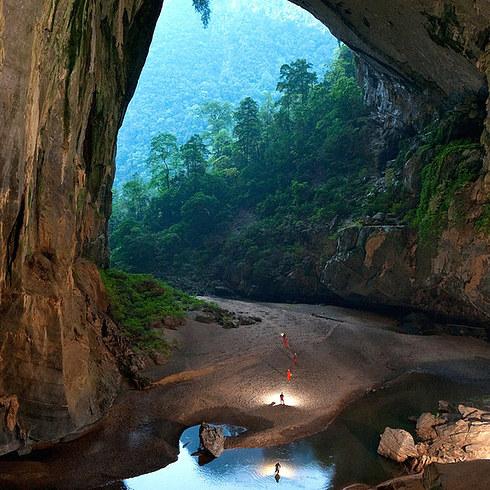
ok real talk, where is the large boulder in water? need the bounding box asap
[199,423,225,458]
[378,427,418,462]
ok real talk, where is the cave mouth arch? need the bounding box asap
[0,0,488,460]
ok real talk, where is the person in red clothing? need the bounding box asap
[292,352,298,365]
[287,368,292,382]
[281,333,289,349]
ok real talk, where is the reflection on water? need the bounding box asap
[125,425,334,489]
[124,374,489,490]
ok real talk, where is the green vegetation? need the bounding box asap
[100,269,205,352]
[192,0,211,26]
[110,48,373,297]
[116,0,337,183]
[413,141,481,243]
[476,204,490,235]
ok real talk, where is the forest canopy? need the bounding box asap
[115,0,337,184]
[110,48,375,299]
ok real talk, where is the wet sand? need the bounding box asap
[1,299,490,489]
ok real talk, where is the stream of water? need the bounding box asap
[124,373,490,490]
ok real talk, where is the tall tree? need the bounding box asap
[148,132,179,192]
[233,97,262,165]
[277,59,317,110]
[180,135,209,176]
[119,177,148,222]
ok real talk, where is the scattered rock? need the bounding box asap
[199,423,225,458]
[416,413,442,441]
[438,400,452,413]
[377,428,418,462]
[379,403,490,469]
[238,315,262,326]
[149,351,167,365]
[0,395,19,432]
[196,307,261,329]
[195,313,215,324]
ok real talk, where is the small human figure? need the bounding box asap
[281,333,289,349]
[280,392,285,405]
[274,461,281,482]
[287,368,292,383]
[292,352,298,366]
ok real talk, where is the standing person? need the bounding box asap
[280,392,285,405]
[274,462,281,483]
[281,333,289,349]
[287,368,292,383]
[292,352,298,366]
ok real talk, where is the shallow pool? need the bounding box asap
[124,373,489,490]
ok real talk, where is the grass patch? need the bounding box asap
[412,140,482,244]
[100,269,206,353]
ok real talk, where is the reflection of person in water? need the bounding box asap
[274,462,281,483]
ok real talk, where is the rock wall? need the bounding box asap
[0,0,163,454]
[292,1,490,325]
[0,0,489,455]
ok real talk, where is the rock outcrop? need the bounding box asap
[0,0,164,454]
[378,427,419,463]
[0,0,489,455]
[343,460,490,490]
[199,423,225,458]
[378,403,490,471]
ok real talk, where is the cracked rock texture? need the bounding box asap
[0,0,164,454]
[0,0,489,454]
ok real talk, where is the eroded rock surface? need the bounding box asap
[0,0,164,454]
[378,403,490,470]
[199,423,225,458]
[378,427,419,463]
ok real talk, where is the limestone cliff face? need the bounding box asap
[0,0,489,455]
[290,1,490,325]
[0,0,163,454]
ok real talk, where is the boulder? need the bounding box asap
[195,313,215,324]
[378,428,418,462]
[416,413,442,441]
[457,404,490,421]
[199,423,225,458]
[380,404,490,469]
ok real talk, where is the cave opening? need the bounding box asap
[110,0,351,303]
[1,0,490,485]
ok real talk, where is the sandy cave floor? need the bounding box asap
[1,299,490,489]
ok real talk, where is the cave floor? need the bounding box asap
[1,299,490,489]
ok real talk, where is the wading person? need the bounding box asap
[287,368,292,383]
[280,392,285,405]
[274,461,281,483]
[292,352,298,366]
